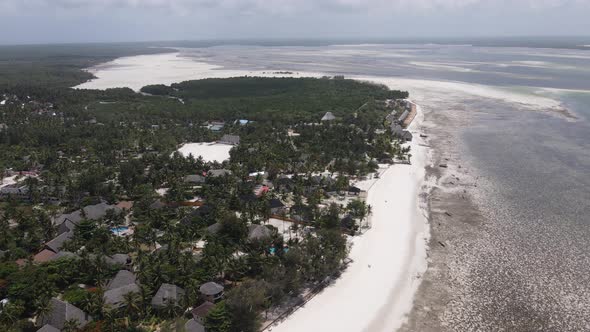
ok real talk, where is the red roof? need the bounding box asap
[116,201,134,210]
[191,301,215,319]
[33,249,57,263]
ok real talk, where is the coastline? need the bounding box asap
[269,105,430,332]
[72,46,590,331]
[74,52,433,331]
[74,52,326,91]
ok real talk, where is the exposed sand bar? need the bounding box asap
[75,52,324,91]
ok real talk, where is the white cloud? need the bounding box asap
[2,0,587,16]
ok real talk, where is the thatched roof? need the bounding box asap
[151,283,185,308]
[38,298,91,330]
[37,324,60,332]
[106,270,137,290]
[185,319,206,332]
[321,112,336,121]
[45,231,73,253]
[248,224,273,241]
[191,301,215,320]
[199,282,224,296]
[103,284,140,308]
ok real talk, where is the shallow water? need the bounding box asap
[182,44,590,90]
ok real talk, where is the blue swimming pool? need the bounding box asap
[110,227,129,234]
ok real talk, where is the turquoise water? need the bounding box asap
[110,226,129,234]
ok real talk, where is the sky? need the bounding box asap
[0,0,589,44]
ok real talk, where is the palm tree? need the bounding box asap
[122,291,141,320]
[137,284,154,319]
[33,298,52,323]
[162,301,181,318]
[82,290,104,319]
[102,306,119,332]
[364,204,373,229]
[62,319,80,332]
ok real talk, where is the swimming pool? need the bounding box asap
[110,226,129,234]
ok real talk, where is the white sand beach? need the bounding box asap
[176,142,232,163]
[269,106,430,332]
[75,52,324,92]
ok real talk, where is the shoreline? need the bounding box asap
[270,106,430,332]
[76,49,590,331]
[75,51,576,119]
[74,52,326,92]
[74,52,435,331]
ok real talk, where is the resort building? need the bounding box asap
[37,298,91,331]
[248,224,273,242]
[185,318,206,332]
[104,270,140,309]
[347,186,362,196]
[44,230,74,253]
[208,120,225,132]
[184,174,206,184]
[33,249,58,264]
[52,202,122,227]
[0,185,29,200]
[208,169,232,178]
[219,134,240,145]
[401,131,413,142]
[151,283,186,309]
[88,253,132,268]
[37,325,60,332]
[321,112,336,121]
[398,110,410,123]
[269,198,287,215]
[199,282,224,302]
[191,301,215,325]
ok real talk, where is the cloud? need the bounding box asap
[2,0,587,16]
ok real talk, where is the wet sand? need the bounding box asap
[400,96,590,331]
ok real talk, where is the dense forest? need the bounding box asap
[0,43,172,88]
[0,48,410,332]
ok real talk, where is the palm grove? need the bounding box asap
[0,48,410,332]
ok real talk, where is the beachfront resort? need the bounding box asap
[0,77,419,332]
